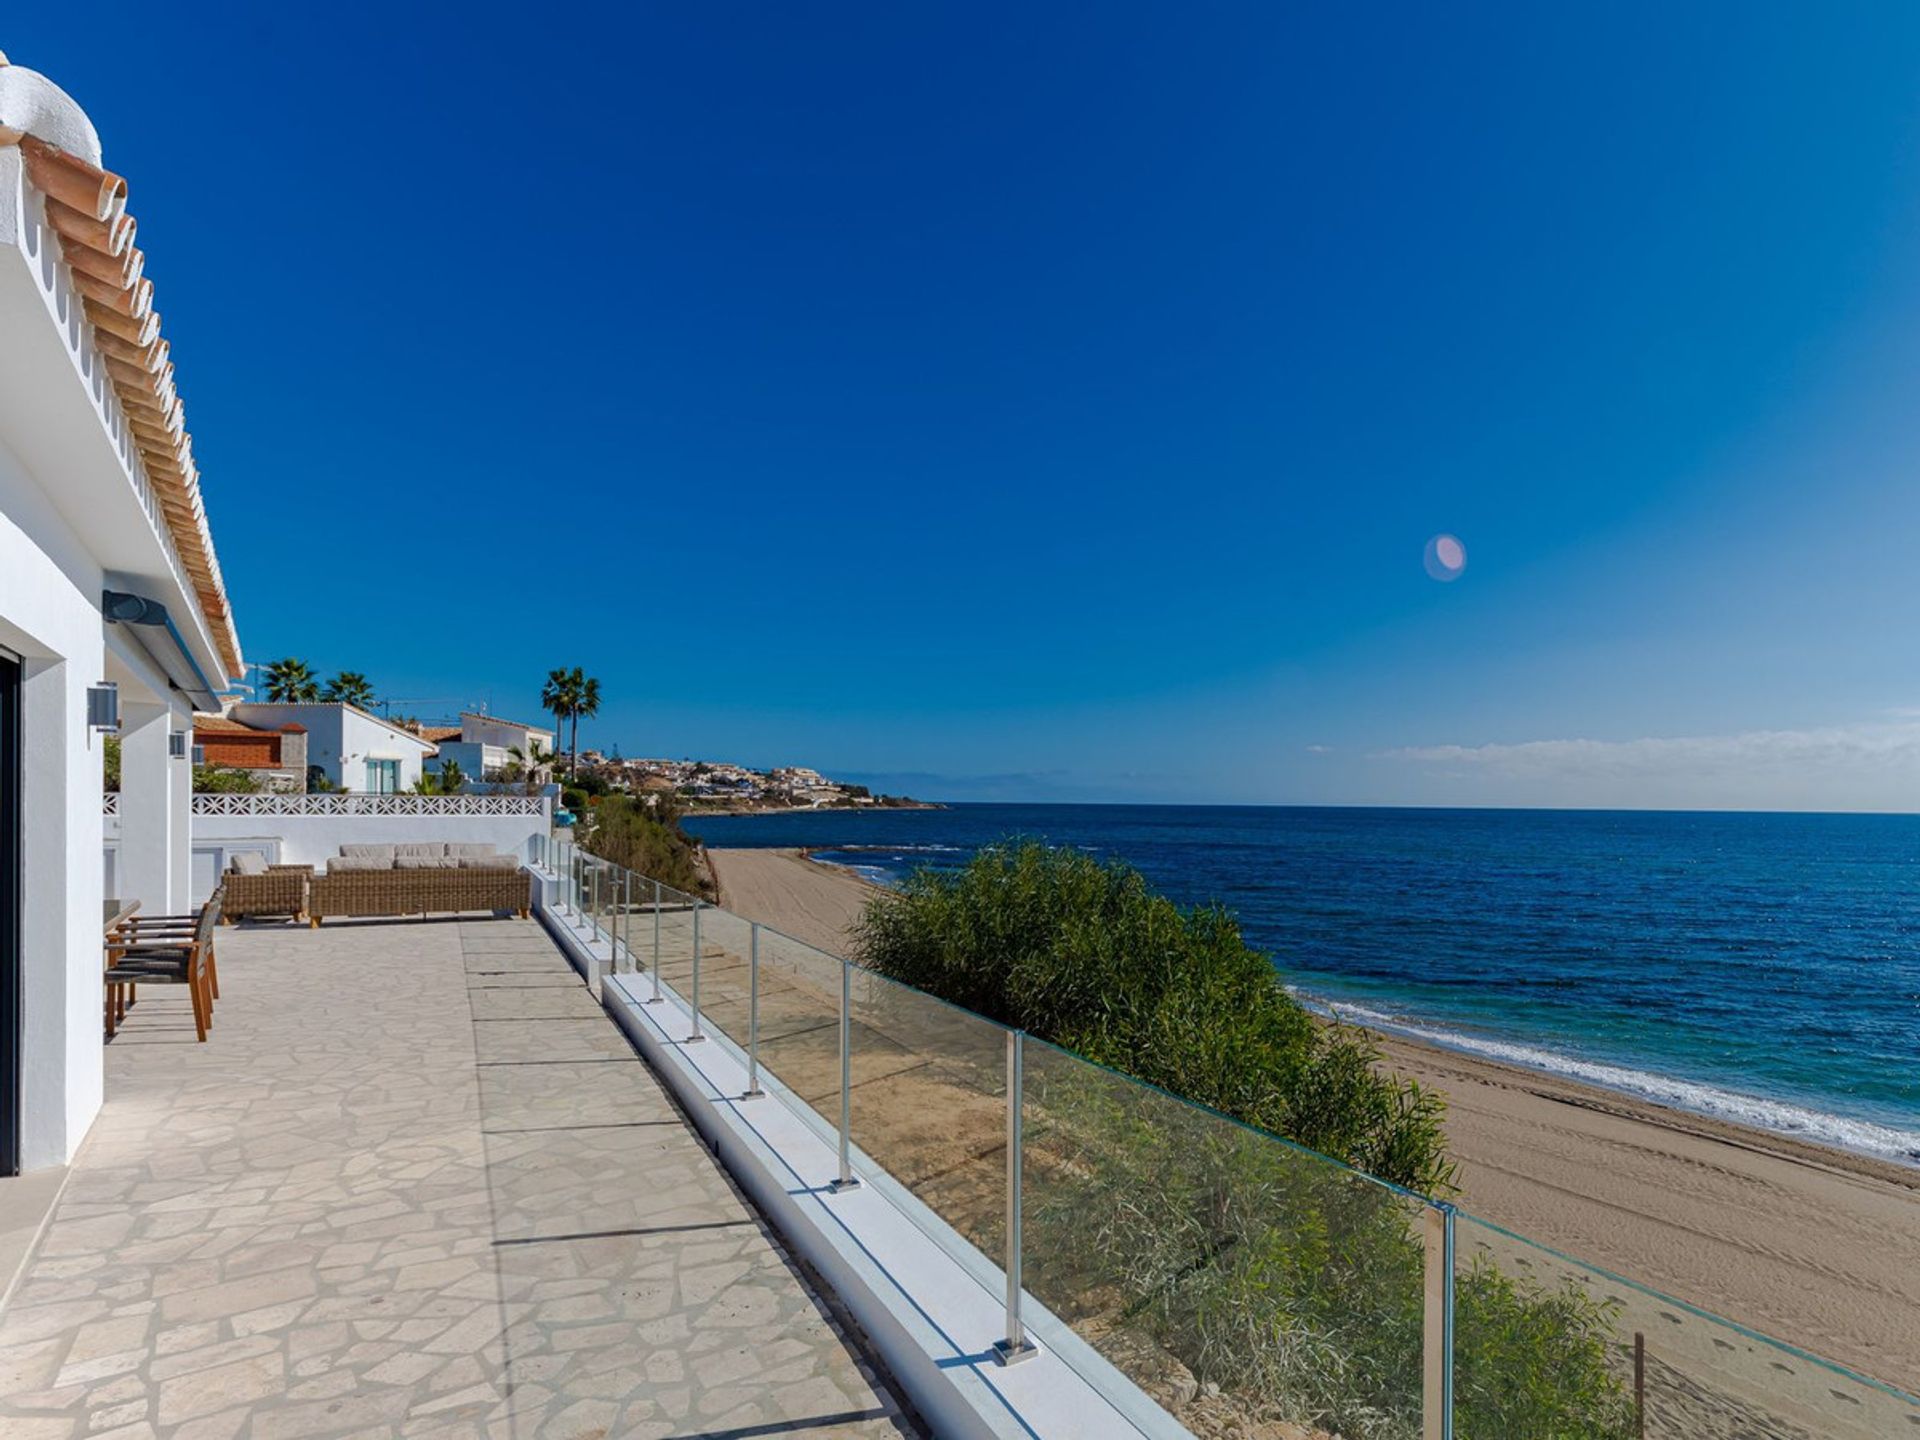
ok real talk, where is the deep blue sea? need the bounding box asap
[683,804,1920,1166]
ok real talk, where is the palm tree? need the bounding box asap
[321,670,377,710]
[411,758,467,796]
[262,657,320,703]
[505,740,558,785]
[539,667,602,780]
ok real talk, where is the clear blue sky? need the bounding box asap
[17,6,1920,806]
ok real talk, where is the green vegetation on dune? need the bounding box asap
[853,838,1451,1191]
[854,839,1633,1440]
[583,792,711,899]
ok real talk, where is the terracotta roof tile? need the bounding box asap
[193,714,264,734]
[6,126,240,676]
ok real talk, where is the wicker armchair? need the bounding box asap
[223,864,312,922]
[308,865,531,924]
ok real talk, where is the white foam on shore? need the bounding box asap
[1309,997,1920,1168]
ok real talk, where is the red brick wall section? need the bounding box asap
[195,731,281,767]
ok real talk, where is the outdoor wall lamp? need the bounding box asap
[86,681,119,733]
[169,730,189,759]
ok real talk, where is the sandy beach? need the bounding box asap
[707,846,1920,1398]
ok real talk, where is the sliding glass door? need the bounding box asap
[0,652,20,1176]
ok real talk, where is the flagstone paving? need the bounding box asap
[0,916,917,1439]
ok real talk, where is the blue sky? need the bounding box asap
[17,6,1920,806]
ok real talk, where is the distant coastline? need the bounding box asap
[680,797,944,817]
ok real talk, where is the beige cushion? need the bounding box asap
[229,853,268,876]
[327,855,390,872]
[459,854,522,870]
[339,844,395,864]
[396,855,458,869]
[395,842,448,859]
[446,842,497,859]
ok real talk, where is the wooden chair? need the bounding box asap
[106,892,221,1041]
[114,887,223,1003]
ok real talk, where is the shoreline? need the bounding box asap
[681,800,944,817]
[789,846,1920,1176]
[1310,998,1920,1176]
[707,844,1920,1392]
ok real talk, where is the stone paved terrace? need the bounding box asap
[0,917,920,1439]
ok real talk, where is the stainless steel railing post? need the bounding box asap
[743,922,764,1099]
[1423,1200,1455,1440]
[648,880,663,1003]
[620,869,631,973]
[687,900,706,1042]
[589,863,601,943]
[829,959,860,1192]
[993,1030,1036,1364]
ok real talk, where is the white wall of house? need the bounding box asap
[460,714,553,753]
[0,434,107,1171]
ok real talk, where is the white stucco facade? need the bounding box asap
[425,713,555,783]
[0,121,241,1172]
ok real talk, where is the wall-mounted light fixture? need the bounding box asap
[169,730,189,759]
[86,681,120,733]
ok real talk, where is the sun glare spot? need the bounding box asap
[1424,533,1467,581]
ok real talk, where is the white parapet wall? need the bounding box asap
[174,793,552,901]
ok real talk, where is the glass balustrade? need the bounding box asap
[554,850,1920,1440]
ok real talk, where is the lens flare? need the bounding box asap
[1424,533,1466,582]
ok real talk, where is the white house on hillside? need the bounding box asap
[0,56,245,1174]
[424,710,555,783]
[227,702,437,793]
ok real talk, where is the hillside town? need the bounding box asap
[184,697,932,811]
[566,752,935,811]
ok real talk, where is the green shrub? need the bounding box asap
[853,838,1451,1192]
[584,793,709,898]
[192,764,260,793]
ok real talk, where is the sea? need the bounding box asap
[681,804,1920,1167]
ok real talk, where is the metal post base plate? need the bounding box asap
[991,1338,1038,1367]
[828,1175,862,1193]
[684,1034,707,1044]
[741,1086,766,1099]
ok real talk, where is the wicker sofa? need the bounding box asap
[222,859,313,922]
[308,843,531,924]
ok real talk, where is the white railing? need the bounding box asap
[190,793,549,817]
[102,792,120,815]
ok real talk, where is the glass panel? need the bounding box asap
[1453,1211,1919,1440]
[609,867,636,972]
[651,884,698,1013]
[688,904,755,1043]
[749,926,850,1137]
[847,967,1009,1265]
[1022,1037,1428,1437]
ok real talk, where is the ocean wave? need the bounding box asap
[828,843,965,854]
[1308,996,1920,1168]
